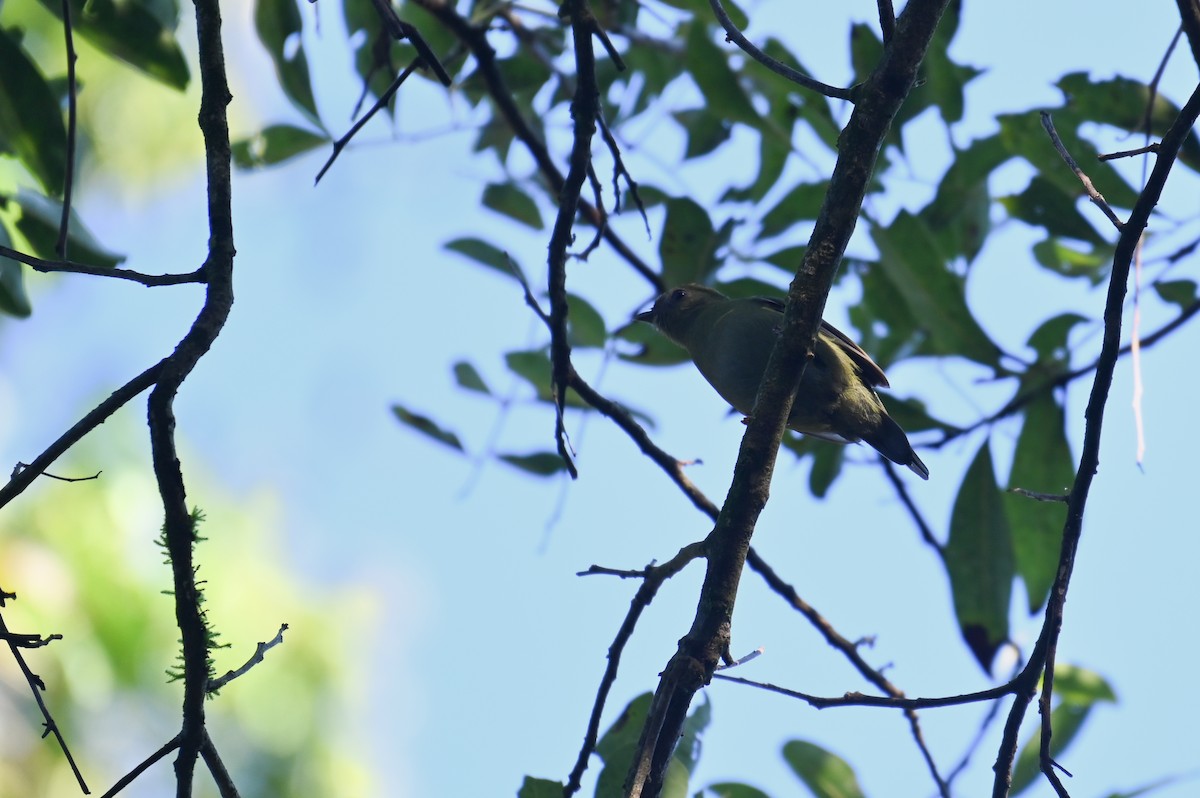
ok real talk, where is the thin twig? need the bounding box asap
[0,245,205,286]
[745,549,950,797]
[992,77,1200,798]
[367,0,452,85]
[315,60,421,185]
[99,735,181,798]
[1098,143,1160,161]
[1039,111,1125,231]
[0,360,166,511]
[208,624,288,692]
[714,672,1016,710]
[708,0,856,100]
[882,459,944,557]
[200,732,241,798]
[0,608,88,793]
[563,542,705,797]
[56,0,78,257]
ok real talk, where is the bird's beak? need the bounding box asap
[634,308,656,324]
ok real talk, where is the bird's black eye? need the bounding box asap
[671,288,688,302]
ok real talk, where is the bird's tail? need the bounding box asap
[864,415,929,480]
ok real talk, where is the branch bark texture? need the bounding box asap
[623,1,953,795]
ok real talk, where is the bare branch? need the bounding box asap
[208,624,289,692]
[1039,111,1125,231]
[708,0,856,100]
[0,245,205,286]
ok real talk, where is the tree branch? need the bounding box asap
[153,1,238,793]
[990,78,1200,798]
[624,3,952,794]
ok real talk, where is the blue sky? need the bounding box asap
[2,2,1199,797]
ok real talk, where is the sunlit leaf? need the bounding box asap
[702,784,772,798]
[782,740,866,798]
[946,440,1014,672]
[232,125,329,170]
[37,0,189,89]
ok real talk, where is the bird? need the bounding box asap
[635,283,929,479]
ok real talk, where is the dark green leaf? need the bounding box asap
[596,693,697,798]
[946,440,1014,672]
[674,108,733,159]
[1006,394,1072,611]
[921,135,1009,263]
[482,182,544,230]
[1026,313,1088,363]
[1057,72,1200,172]
[452,361,491,395]
[918,0,980,125]
[657,0,747,28]
[1154,279,1198,310]
[255,0,322,127]
[1001,175,1104,244]
[1010,702,1090,795]
[0,221,32,317]
[782,740,866,798]
[505,350,589,408]
[566,292,607,349]
[445,237,523,282]
[616,318,691,366]
[498,452,568,476]
[674,695,711,775]
[14,188,124,268]
[879,395,959,435]
[37,0,189,90]
[761,245,807,273]
[871,212,1002,366]
[759,181,828,239]
[517,776,565,798]
[997,111,1140,209]
[232,124,329,170]
[702,784,771,798]
[684,21,760,127]
[1055,663,1117,704]
[660,197,722,287]
[1030,237,1112,283]
[0,28,66,195]
[391,405,465,451]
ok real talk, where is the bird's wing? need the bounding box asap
[746,296,890,388]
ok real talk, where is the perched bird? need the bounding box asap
[636,283,929,479]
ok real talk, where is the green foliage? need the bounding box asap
[946,440,1014,672]
[0,444,373,796]
[782,740,867,798]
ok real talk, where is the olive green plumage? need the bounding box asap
[636,284,929,479]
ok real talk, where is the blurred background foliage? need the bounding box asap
[0,420,376,797]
